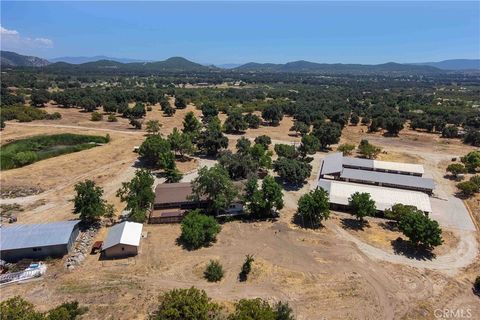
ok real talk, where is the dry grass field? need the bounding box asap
[1,106,479,319]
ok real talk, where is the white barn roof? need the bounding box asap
[318,179,432,213]
[102,221,143,250]
[323,152,425,176]
[0,220,80,251]
[373,159,424,175]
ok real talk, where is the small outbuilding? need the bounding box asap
[0,220,80,262]
[101,221,143,258]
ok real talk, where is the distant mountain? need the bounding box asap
[134,57,213,72]
[45,56,214,73]
[50,55,148,64]
[234,60,441,74]
[0,51,50,67]
[216,63,243,69]
[4,51,474,74]
[410,59,480,71]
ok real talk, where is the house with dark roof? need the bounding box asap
[0,220,80,262]
[150,182,244,223]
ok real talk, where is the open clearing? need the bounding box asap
[1,107,479,319]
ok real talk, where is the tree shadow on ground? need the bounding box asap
[273,177,304,191]
[175,237,216,252]
[379,220,399,232]
[391,238,436,261]
[291,213,325,230]
[340,218,368,231]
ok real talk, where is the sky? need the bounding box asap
[1,1,479,65]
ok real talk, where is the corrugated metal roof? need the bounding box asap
[320,152,344,175]
[0,220,80,251]
[102,221,143,250]
[322,154,425,176]
[343,156,424,175]
[340,168,435,190]
[373,160,424,175]
[155,183,195,204]
[318,179,432,212]
[342,156,374,169]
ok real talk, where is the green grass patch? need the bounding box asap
[0,133,109,170]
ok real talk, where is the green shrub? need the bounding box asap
[204,260,224,282]
[107,114,118,122]
[45,112,62,120]
[90,112,103,121]
[16,113,33,122]
[239,254,254,282]
[150,287,220,320]
[179,210,221,249]
[13,151,38,166]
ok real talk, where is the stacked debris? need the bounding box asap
[64,225,99,270]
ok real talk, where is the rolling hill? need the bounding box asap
[0,51,50,67]
[3,51,477,74]
[410,59,480,70]
[234,60,442,74]
[46,56,214,73]
[50,55,148,64]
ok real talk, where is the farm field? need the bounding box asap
[1,102,479,319]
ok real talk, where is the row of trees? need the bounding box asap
[295,188,442,250]
[0,297,86,320]
[150,287,295,320]
[73,169,155,224]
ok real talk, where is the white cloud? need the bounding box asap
[0,25,53,50]
[0,26,19,35]
[34,38,53,48]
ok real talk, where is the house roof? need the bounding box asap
[340,168,435,190]
[320,152,344,175]
[318,179,432,213]
[154,182,197,204]
[102,221,143,250]
[154,181,245,205]
[0,220,80,251]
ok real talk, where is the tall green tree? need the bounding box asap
[145,120,162,135]
[224,110,248,133]
[116,169,155,222]
[174,96,187,109]
[244,176,283,217]
[273,158,312,186]
[262,105,283,126]
[168,128,194,158]
[196,117,228,156]
[191,165,238,214]
[357,139,382,159]
[296,188,330,228]
[398,211,443,249]
[348,192,377,221]
[182,111,202,141]
[313,122,342,149]
[138,135,171,167]
[72,180,106,224]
